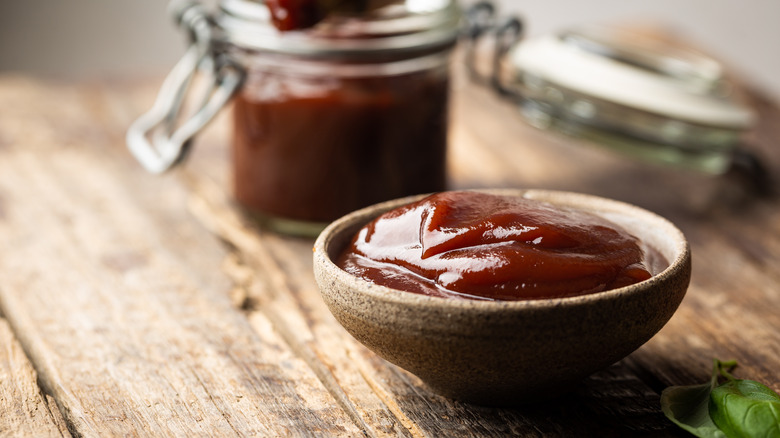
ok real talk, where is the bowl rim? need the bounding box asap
[314,188,691,312]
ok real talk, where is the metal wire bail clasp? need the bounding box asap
[126,1,244,174]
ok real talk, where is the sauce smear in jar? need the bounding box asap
[337,191,666,301]
[266,0,394,30]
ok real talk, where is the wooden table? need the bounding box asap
[0,63,778,437]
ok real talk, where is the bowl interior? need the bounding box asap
[320,189,687,297]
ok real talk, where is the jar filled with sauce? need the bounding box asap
[127,0,461,236]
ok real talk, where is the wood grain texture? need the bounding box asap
[185,178,411,437]
[0,50,778,437]
[0,77,361,437]
[0,318,72,438]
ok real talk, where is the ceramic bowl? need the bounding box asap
[313,189,691,406]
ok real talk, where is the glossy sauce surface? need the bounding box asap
[337,191,666,301]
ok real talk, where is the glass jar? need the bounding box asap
[127,0,461,236]
[462,12,757,177]
[498,25,756,175]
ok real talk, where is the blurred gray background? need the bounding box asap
[1,0,779,101]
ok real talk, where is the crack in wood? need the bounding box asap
[0,317,74,438]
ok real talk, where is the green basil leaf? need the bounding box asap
[662,381,728,438]
[709,378,780,438]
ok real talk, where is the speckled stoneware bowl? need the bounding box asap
[313,189,691,406]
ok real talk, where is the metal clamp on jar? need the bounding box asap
[127,0,461,236]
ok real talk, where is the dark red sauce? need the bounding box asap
[337,191,666,301]
[232,68,449,224]
[266,0,392,31]
[265,0,325,31]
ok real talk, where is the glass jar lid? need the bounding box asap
[497,25,757,174]
[506,26,754,130]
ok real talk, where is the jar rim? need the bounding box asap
[215,0,462,56]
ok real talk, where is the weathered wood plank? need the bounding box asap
[2,50,778,438]
[0,317,72,438]
[0,77,361,437]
